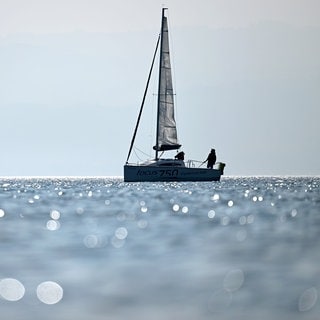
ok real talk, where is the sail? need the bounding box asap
[154,13,181,152]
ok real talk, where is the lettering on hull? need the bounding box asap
[124,166,221,182]
[137,169,179,177]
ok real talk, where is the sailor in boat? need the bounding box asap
[205,149,216,169]
[175,151,185,160]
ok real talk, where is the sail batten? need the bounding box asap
[154,10,180,156]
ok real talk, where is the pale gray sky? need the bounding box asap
[0,0,319,176]
[1,0,320,35]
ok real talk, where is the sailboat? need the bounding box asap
[124,8,225,182]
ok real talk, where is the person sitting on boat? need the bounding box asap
[205,149,216,169]
[175,151,185,161]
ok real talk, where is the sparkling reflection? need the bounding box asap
[208,210,216,219]
[291,209,298,217]
[83,234,99,248]
[140,206,148,213]
[181,206,189,213]
[172,204,180,212]
[239,216,247,225]
[236,229,247,241]
[223,269,244,292]
[76,207,84,215]
[111,236,125,248]
[46,220,60,231]
[137,219,148,229]
[221,216,230,226]
[298,287,318,312]
[50,210,61,220]
[115,227,128,240]
[36,281,63,305]
[211,194,220,202]
[0,278,25,301]
[228,200,234,207]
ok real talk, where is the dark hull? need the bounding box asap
[124,164,222,182]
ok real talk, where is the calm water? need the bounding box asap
[0,176,319,320]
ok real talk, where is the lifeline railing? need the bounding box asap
[186,160,204,168]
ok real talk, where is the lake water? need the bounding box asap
[0,176,319,320]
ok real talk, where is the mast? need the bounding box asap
[155,8,167,160]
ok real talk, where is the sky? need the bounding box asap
[0,0,319,176]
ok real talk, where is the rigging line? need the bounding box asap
[134,146,151,158]
[150,77,157,154]
[125,33,161,164]
[133,148,144,162]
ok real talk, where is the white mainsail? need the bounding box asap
[154,13,181,152]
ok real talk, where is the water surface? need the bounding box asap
[0,176,319,319]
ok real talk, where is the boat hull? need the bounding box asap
[124,164,222,182]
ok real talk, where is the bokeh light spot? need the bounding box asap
[115,227,128,240]
[83,234,99,248]
[46,220,60,231]
[36,281,63,305]
[208,210,216,219]
[211,194,220,201]
[172,204,180,212]
[223,269,245,292]
[0,278,25,301]
[137,219,148,229]
[141,206,148,213]
[50,210,60,220]
[182,206,189,213]
[298,287,318,312]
